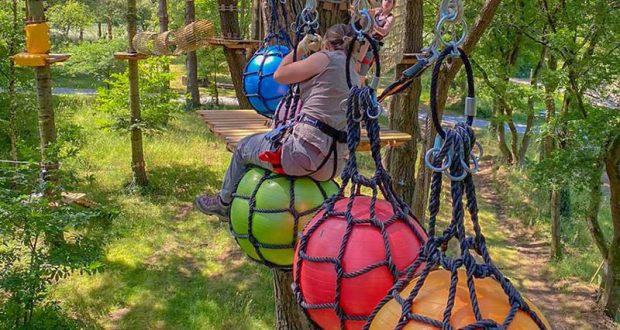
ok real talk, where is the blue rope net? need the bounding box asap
[243,0,292,118]
[292,35,428,328]
[363,46,548,330]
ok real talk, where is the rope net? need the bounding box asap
[243,0,292,117]
[229,166,339,269]
[364,46,550,330]
[292,76,427,328]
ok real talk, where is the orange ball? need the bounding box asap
[369,269,551,330]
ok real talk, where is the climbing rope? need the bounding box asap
[363,43,549,330]
[378,0,468,102]
[271,0,321,128]
[292,33,428,328]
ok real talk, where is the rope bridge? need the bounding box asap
[196,110,412,152]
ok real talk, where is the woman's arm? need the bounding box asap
[373,15,395,37]
[274,51,330,85]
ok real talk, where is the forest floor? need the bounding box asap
[46,98,617,329]
[476,160,617,330]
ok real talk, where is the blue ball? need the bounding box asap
[243,45,290,117]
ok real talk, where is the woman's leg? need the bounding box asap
[219,133,273,203]
[196,133,273,221]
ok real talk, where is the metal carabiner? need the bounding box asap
[425,147,452,173]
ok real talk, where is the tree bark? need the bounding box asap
[250,0,263,41]
[411,0,501,222]
[496,103,513,163]
[9,0,19,163]
[26,0,57,180]
[272,269,315,330]
[550,188,561,259]
[127,0,148,186]
[218,0,251,108]
[602,135,620,318]
[158,0,170,91]
[185,0,201,110]
[517,44,546,166]
[107,17,113,40]
[586,162,608,260]
[385,0,423,207]
[97,21,102,39]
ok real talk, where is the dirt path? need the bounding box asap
[476,160,616,330]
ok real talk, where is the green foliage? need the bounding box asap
[96,57,182,133]
[53,39,126,84]
[0,162,116,329]
[533,107,620,189]
[47,0,94,40]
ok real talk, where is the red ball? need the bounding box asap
[293,196,427,330]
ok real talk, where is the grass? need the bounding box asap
[52,98,275,329]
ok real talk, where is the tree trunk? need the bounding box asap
[127,0,148,186]
[496,101,513,163]
[9,0,19,163]
[411,0,501,221]
[385,0,423,206]
[250,0,263,41]
[97,21,102,38]
[185,0,201,110]
[550,188,561,259]
[218,0,251,108]
[79,28,84,42]
[107,17,113,40]
[586,162,608,261]
[602,135,620,318]
[158,0,170,91]
[158,0,169,32]
[517,45,545,166]
[26,1,57,180]
[272,269,315,330]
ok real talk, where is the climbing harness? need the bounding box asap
[292,30,428,329]
[363,39,549,330]
[260,0,346,180]
[378,0,468,102]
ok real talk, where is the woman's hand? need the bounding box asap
[298,34,323,57]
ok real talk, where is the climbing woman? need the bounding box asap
[195,24,357,221]
[356,0,396,85]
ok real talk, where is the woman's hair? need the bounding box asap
[324,24,354,51]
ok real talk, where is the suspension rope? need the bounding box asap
[364,42,548,330]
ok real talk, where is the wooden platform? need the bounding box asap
[197,110,412,152]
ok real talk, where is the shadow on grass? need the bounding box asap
[143,163,222,203]
[71,238,273,329]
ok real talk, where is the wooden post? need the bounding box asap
[25,0,57,181]
[385,0,424,206]
[217,0,252,108]
[127,0,148,186]
[158,0,170,91]
[185,0,201,110]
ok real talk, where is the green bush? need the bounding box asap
[53,39,126,85]
[0,163,116,329]
[96,56,182,133]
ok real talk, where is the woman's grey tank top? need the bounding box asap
[280,50,354,181]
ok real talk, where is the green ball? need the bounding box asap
[230,167,339,267]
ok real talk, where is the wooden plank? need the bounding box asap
[114,52,149,60]
[196,110,412,154]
